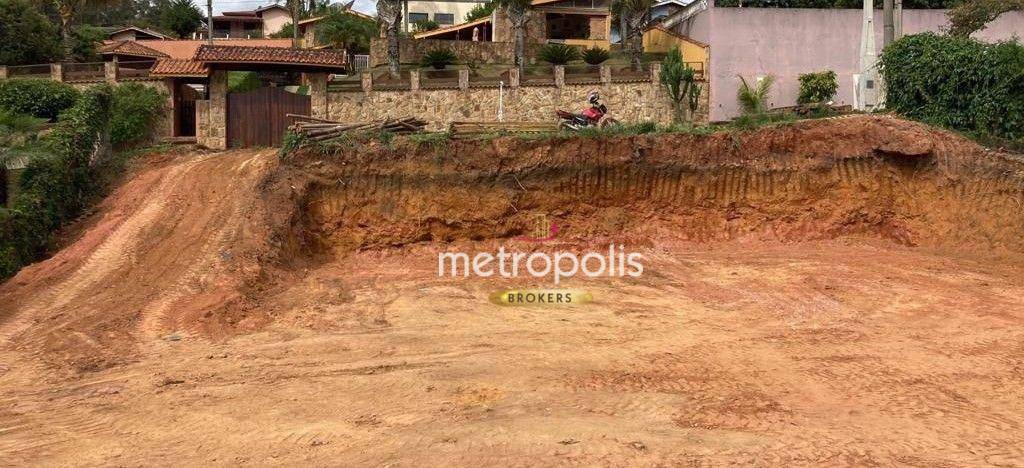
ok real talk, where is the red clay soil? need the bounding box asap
[1,115,1023,465]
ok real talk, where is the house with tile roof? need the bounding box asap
[200,4,292,39]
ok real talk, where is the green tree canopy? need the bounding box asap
[160,0,203,39]
[0,0,61,65]
[317,11,377,53]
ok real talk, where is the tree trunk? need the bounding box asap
[619,14,629,53]
[377,0,403,77]
[292,3,301,47]
[387,21,400,77]
[509,7,529,68]
[60,14,74,62]
[628,13,645,71]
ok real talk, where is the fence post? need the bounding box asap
[458,68,469,91]
[650,62,661,84]
[600,65,611,86]
[554,65,565,88]
[104,61,118,84]
[509,67,520,88]
[50,63,64,82]
[0,66,7,80]
[307,73,329,119]
[409,69,420,91]
[361,71,372,94]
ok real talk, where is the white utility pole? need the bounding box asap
[856,0,879,111]
[894,0,903,40]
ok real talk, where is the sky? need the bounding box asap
[211,0,377,16]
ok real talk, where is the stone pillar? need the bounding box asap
[600,65,611,86]
[509,67,520,88]
[104,61,118,84]
[361,71,372,94]
[409,69,420,91]
[196,100,210,147]
[50,63,64,82]
[307,73,329,119]
[458,69,469,91]
[165,78,178,137]
[206,70,228,150]
[0,66,8,80]
[554,65,565,88]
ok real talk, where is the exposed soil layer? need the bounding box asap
[1,116,1023,465]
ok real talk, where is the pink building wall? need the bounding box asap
[674,6,1024,121]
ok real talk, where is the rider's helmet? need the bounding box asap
[588,90,600,106]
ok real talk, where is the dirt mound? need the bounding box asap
[270,115,1024,259]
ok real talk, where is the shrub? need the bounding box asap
[420,48,458,69]
[537,43,581,65]
[413,19,439,33]
[661,46,701,123]
[110,83,166,146]
[0,85,114,279]
[466,0,496,21]
[0,0,60,65]
[880,32,1024,141]
[228,71,261,93]
[736,75,774,115]
[797,70,838,105]
[0,80,80,121]
[582,46,610,65]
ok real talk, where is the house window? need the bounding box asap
[408,12,429,23]
[434,13,454,25]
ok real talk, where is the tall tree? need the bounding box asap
[0,0,60,65]
[286,0,303,46]
[496,0,531,67]
[377,0,402,76]
[53,0,119,61]
[161,0,203,39]
[611,0,629,54]
[620,0,654,70]
[947,0,1024,37]
[317,10,377,58]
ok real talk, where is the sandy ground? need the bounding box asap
[2,130,1024,466]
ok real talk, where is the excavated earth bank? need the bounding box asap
[1,115,1024,466]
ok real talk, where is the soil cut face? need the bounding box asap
[1,116,1024,466]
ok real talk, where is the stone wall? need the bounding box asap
[327,67,709,130]
[200,71,228,150]
[370,38,516,67]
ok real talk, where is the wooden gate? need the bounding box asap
[227,87,311,148]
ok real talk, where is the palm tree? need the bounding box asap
[611,0,629,55]
[620,0,654,70]
[377,0,402,77]
[53,0,118,61]
[496,0,532,67]
[736,75,775,115]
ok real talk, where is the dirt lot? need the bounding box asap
[2,116,1024,466]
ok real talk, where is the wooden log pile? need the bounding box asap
[449,121,558,138]
[287,114,427,142]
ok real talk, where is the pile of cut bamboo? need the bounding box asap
[287,114,427,142]
[449,121,558,138]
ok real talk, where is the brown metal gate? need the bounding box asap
[227,87,311,148]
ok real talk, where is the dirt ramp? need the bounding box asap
[276,115,1024,258]
[0,150,277,372]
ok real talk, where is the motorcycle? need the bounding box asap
[556,92,619,131]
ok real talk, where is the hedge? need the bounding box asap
[0,79,80,121]
[0,85,113,279]
[110,83,166,146]
[879,33,1024,141]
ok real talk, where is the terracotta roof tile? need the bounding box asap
[98,40,170,58]
[150,58,209,77]
[194,45,348,67]
[138,39,293,60]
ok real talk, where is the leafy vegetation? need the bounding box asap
[879,32,1024,142]
[465,0,496,22]
[110,83,166,146]
[715,0,956,7]
[161,0,204,39]
[660,47,702,124]
[413,19,440,33]
[0,80,80,122]
[797,70,838,105]
[948,0,1024,37]
[0,85,114,279]
[736,75,775,115]
[537,43,581,65]
[420,49,458,69]
[228,72,262,93]
[70,25,107,62]
[316,10,377,53]
[0,0,61,66]
[582,47,611,65]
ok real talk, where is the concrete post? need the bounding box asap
[509,67,520,88]
[104,61,118,83]
[0,66,8,80]
[409,69,420,91]
[307,73,329,119]
[207,70,228,150]
[554,65,565,88]
[600,65,611,86]
[458,68,469,91]
[361,71,372,94]
[50,63,64,82]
